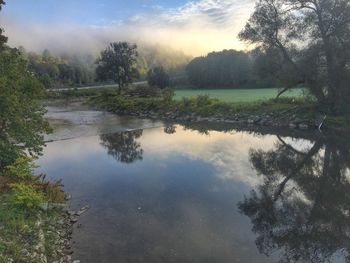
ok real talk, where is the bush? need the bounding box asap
[7,183,45,212]
[126,85,161,98]
[161,88,175,104]
[112,95,136,112]
[5,157,37,180]
[195,94,215,107]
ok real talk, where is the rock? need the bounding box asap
[67,210,76,216]
[299,123,309,130]
[224,119,236,124]
[294,118,303,124]
[73,260,81,263]
[76,205,90,216]
[70,217,78,223]
[289,123,297,129]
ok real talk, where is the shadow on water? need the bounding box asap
[238,132,350,263]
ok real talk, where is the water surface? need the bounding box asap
[37,104,350,263]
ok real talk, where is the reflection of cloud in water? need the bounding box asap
[140,126,277,186]
[37,124,284,263]
[41,125,278,187]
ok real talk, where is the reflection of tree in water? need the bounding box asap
[100,130,144,164]
[163,124,177,134]
[239,134,350,263]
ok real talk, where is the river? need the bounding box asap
[36,101,350,263]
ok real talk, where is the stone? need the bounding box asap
[299,123,309,130]
[67,210,76,216]
[70,217,78,223]
[76,205,90,216]
[289,123,297,129]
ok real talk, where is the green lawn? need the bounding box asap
[174,88,305,103]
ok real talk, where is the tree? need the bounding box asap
[0,48,51,169]
[96,42,139,94]
[186,50,254,88]
[239,0,350,114]
[147,66,170,89]
[0,0,8,49]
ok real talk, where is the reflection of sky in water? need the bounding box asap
[44,105,164,142]
[37,103,350,262]
[37,125,280,263]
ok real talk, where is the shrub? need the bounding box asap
[5,157,37,180]
[112,95,136,112]
[7,183,45,212]
[126,85,161,98]
[161,88,175,104]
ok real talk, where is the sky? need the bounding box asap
[0,0,255,56]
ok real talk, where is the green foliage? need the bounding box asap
[0,48,51,169]
[186,50,254,88]
[147,66,170,89]
[125,85,161,98]
[96,42,139,94]
[7,183,45,212]
[194,95,213,107]
[240,0,350,114]
[5,157,37,180]
[161,88,175,104]
[174,88,304,103]
[18,48,96,89]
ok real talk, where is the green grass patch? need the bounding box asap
[174,88,305,103]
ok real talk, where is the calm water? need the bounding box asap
[37,103,350,263]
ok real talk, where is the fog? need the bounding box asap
[0,0,255,56]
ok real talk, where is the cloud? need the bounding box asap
[0,0,255,56]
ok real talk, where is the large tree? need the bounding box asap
[96,42,139,94]
[239,0,350,114]
[0,2,50,169]
[0,48,51,170]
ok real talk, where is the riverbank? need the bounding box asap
[0,158,84,263]
[84,91,350,132]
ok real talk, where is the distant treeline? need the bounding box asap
[186,49,282,89]
[18,45,191,89]
[19,48,96,89]
[21,45,289,90]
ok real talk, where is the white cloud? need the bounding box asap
[1,0,255,56]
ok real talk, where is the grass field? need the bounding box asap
[174,88,305,103]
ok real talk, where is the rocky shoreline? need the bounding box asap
[9,202,89,263]
[109,108,326,131]
[51,205,90,263]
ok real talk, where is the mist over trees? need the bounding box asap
[147,66,170,89]
[186,50,253,88]
[18,44,190,89]
[19,48,96,89]
[185,49,281,89]
[239,0,350,114]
